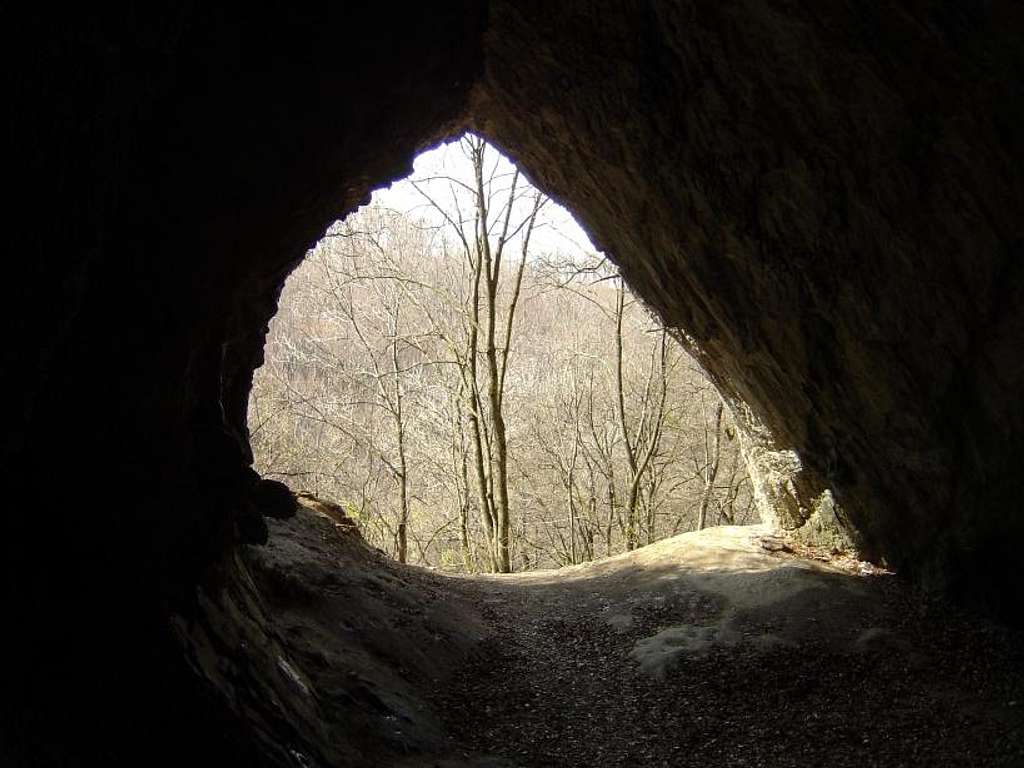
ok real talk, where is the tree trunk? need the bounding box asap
[613,282,640,550]
[455,391,474,571]
[393,335,409,564]
[484,293,512,572]
[465,243,497,571]
[604,469,617,557]
[697,401,724,531]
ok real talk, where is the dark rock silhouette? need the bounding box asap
[254,479,298,520]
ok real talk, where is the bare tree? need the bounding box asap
[413,135,545,572]
[696,398,724,531]
[248,134,756,572]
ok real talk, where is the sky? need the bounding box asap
[358,135,602,263]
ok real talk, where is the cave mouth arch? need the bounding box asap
[246,133,772,572]
[204,0,1024,615]
[6,3,1024,765]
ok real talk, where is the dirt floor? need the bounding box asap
[248,511,1024,767]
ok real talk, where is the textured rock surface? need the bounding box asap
[3,6,485,765]
[4,2,1023,765]
[438,525,1024,766]
[472,0,1024,603]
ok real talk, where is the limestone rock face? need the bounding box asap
[472,0,1024,606]
[4,2,1023,764]
[4,6,487,765]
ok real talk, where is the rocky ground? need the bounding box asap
[242,510,1024,767]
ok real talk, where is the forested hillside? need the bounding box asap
[249,138,754,571]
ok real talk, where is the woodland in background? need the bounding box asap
[248,136,754,572]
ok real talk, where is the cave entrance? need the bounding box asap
[246,133,756,574]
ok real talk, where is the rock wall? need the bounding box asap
[471,0,1024,607]
[3,6,485,765]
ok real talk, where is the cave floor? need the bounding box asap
[422,528,1024,767]
[249,514,1024,767]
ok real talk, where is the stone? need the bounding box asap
[237,502,270,546]
[472,1,1024,616]
[296,492,361,535]
[252,479,297,520]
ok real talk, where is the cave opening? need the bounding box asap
[246,133,768,573]
[228,133,1023,766]
[7,4,1024,766]
[226,107,1023,762]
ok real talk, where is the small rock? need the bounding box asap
[237,502,269,545]
[252,478,298,519]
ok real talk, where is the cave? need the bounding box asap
[5,3,1023,766]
